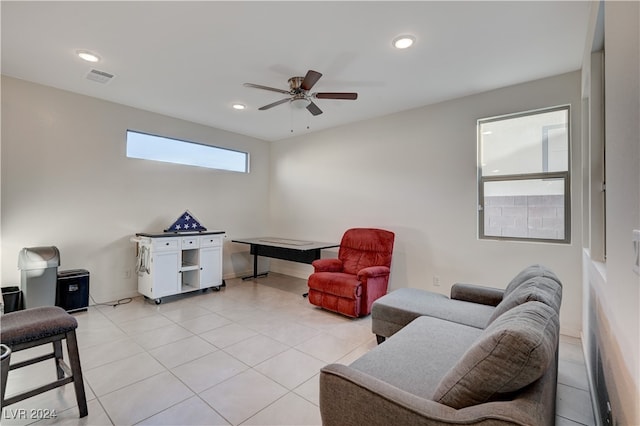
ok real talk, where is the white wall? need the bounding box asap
[269,71,584,336]
[582,1,640,423]
[1,76,270,302]
[602,0,640,387]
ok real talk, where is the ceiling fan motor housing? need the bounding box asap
[288,76,305,92]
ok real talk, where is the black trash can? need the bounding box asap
[1,286,24,313]
[56,269,90,313]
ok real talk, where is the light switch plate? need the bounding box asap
[633,229,640,275]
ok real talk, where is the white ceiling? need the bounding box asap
[1,1,592,142]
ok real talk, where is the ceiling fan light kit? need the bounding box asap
[243,69,358,116]
[291,98,310,109]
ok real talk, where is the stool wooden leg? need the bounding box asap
[53,340,65,380]
[65,330,88,418]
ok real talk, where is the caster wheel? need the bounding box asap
[212,286,221,292]
[154,298,162,305]
[221,280,226,287]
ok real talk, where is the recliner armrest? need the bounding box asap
[450,283,504,307]
[312,258,344,273]
[358,265,390,280]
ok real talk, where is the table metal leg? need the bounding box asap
[241,244,268,280]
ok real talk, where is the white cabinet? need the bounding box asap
[134,232,225,304]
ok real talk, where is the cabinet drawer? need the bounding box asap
[200,235,222,247]
[181,237,200,249]
[153,238,179,251]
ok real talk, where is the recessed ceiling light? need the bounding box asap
[392,35,415,49]
[232,103,246,110]
[77,50,100,63]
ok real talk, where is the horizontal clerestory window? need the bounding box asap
[478,105,570,243]
[126,130,249,173]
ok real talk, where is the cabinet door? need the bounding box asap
[200,246,222,288]
[153,251,180,297]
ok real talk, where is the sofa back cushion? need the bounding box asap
[432,301,558,409]
[504,264,561,298]
[486,276,562,326]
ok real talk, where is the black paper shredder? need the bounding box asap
[56,269,90,312]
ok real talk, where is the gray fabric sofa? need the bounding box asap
[319,265,562,426]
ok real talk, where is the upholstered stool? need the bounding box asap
[0,306,88,417]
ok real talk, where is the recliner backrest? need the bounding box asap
[339,228,395,275]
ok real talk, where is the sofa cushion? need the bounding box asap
[504,264,562,298]
[371,288,494,338]
[486,276,562,325]
[432,301,559,409]
[351,315,483,399]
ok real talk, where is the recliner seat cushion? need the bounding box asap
[432,301,559,409]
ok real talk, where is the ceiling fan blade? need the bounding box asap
[301,70,322,91]
[243,83,290,95]
[259,98,291,110]
[314,92,358,100]
[306,101,323,116]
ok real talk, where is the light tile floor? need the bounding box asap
[2,273,596,425]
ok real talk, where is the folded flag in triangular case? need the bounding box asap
[164,210,207,233]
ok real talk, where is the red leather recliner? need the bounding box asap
[307,228,395,318]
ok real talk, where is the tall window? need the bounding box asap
[126,130,249,173]
[478,106,570,243]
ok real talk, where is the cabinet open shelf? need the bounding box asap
[180,262,199,271]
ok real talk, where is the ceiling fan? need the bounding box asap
[243,70,358,116]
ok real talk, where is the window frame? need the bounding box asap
[126,129,249,173]
[477,105,571,244]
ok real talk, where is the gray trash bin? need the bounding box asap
[18,246,60,308]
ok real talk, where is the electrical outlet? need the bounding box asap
[433,275,441,287]
[633,230,640,275]
[123,269,132,279]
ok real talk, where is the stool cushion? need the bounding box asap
[1,306,77,346]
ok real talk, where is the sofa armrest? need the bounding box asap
[320,364,530,426]
[450,283,504,307]
[357,265,390,280]
[320,364,457,426]
[312,258,343,273]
